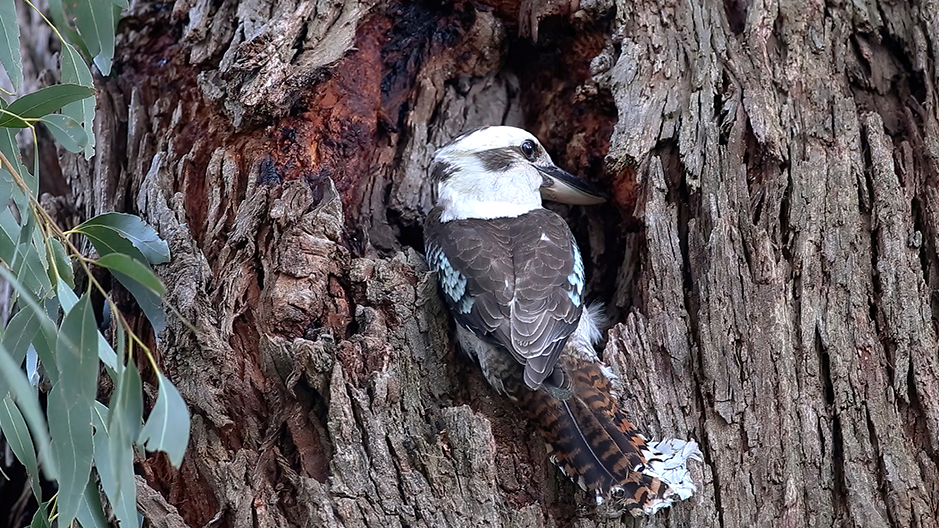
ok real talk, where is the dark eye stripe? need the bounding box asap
[474,148,517,172]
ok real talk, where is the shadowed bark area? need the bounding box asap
[12,0,939,526]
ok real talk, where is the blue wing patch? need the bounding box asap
[427,244,474,313]
[567,245,584,306]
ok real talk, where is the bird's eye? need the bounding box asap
[520,140,536,160]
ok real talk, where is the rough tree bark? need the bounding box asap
[12,0,939,527]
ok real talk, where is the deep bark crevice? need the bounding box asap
[819,324,847,523]
[865,406,896,528]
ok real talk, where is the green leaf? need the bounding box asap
[105,362,141,528]
[118,269,166,333]
[0,263,57,336]
[0,125,35,203]
[95,252,166,296]
[97,332,119,372]
[77,477,110,528]
[28,500,52,528]
[0,127,30,209]
[49,238,74,288]
[0,167,14,208]
[0,105,27,128]
[0,207,17,263]
[32,321,56,384]
[92,400,137,528]
[40,114,88,153]
[48,390,92,527]
[110,358,142,440]
[95,252,166,332]
[55,280,118,371]
[60,41,95,159]
[17,205,36,246]
[46,0,87,55]
[60,42,94,90]
[55,290,99,400]
[13,238,52,295]
[0,84,96,127]
[72,0,115,75]
[138,372,189,467]
[0,267,58,384]
[0,395,41,499]
[2,305,43,365]
[49,293,98,527]
[0,0,21,91]
[0,342,55,479]
[56,278,80,312]
[108,361,143,446]
[75,212,170,264]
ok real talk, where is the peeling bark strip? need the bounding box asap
[12,0,939,525]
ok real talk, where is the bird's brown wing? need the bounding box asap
[424,208,583,389]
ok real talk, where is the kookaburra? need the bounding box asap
[424,126,699,516]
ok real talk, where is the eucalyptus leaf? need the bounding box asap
[0,167,14,210]
[46,0,88,58]
[2,306,43,365]
[0,0,22,91]
[49,293,98,527]
[56,279,80,312]
[91,402,122,527]
[40,114,88,153]
[0,342,55,479]
[0,127,30,209]
[17,206,36,247]
[138,372,189,467]
[13,239,52,295]
[48,385,93,528]
[49,238,75,288]
[0,208,17,263]
[95,252,165,295]
[114,269,166,333]
[98,332,119,372]
[0,268,56,338]
[0,267,58,384]
[60,41,96,159]
[0,84,96,127]
[56,281,118,371]
[75,212,170,264]
[87,249,166,333]
[76,477,110,528]
[31,320,56,384]
[28,500,52,528]
[105,362,142,528]
[0,395,40,499]
[0,107,27,128]
[71,0,115,75]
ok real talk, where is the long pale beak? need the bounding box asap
[537,165,607,205]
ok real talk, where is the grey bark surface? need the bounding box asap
[15,0,939,526]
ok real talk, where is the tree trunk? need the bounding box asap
[18,0,939,526]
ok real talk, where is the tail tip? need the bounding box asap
[596,437,702,517]
[646,437,701,503]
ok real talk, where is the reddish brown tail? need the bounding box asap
[511,361,678,516]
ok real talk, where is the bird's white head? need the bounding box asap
[431,126,605,222]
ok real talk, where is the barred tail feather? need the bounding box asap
[513,361,699,517]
